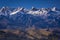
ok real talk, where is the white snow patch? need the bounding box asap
[10,8,23,15]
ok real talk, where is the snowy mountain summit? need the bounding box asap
[0,7,59,16]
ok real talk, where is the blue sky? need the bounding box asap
[0,0,60,9]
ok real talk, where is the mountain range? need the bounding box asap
[0,7,60,30]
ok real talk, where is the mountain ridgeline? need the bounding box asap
[0,7,60,29]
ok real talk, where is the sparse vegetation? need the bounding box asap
[0,27,60,40]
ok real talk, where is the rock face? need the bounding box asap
[0,7,60,29]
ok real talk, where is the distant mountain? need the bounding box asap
[0,7,60,29]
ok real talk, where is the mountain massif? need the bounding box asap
[0,7,60,40]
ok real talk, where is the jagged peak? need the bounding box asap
[0,6,59,16]
[0,6,9,12]
[31,6,38,11]
[51,7,57,11]
[10,7,24,15]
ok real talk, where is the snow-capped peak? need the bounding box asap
[0,7,7,12]
[51,7,56,11]
[0,6,11,16]
[31,7,38,11]
[27,7,49,16]
[0,7,59,16]
[27,7,60,16]
[10,7,24,15]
